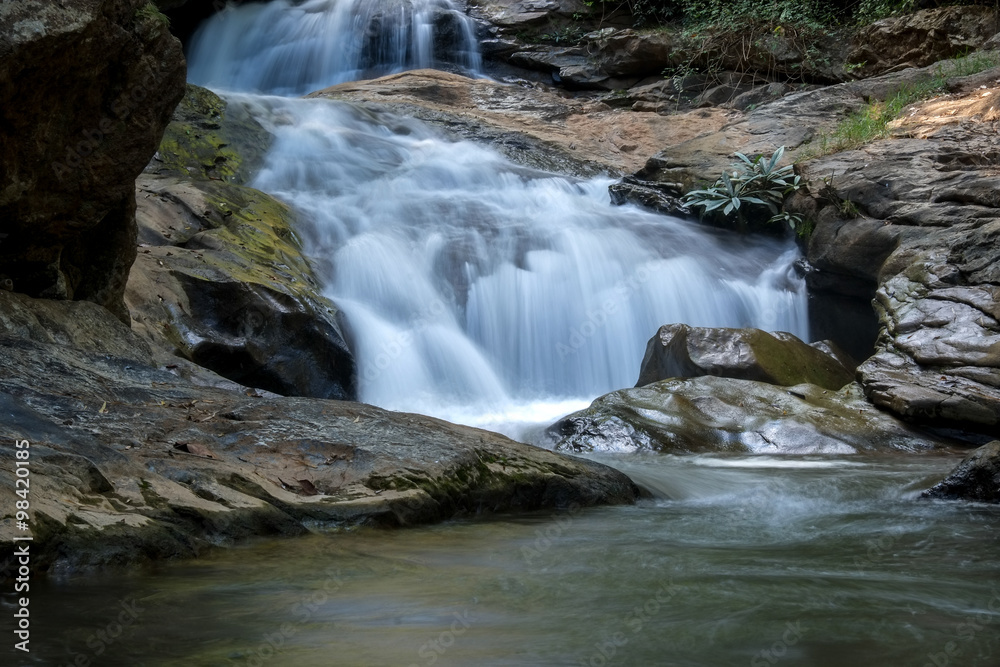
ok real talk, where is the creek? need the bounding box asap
[28,2,999,665]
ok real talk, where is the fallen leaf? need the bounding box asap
[297,479,320,496]
[98,401,107,414]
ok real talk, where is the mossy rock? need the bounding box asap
[128,175,356,399]
[145,84,272,185]
[636,323,855,391]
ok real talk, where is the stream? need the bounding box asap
[24,1,1000,665]
[30,456,1000,666]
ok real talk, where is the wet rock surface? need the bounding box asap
[548,377,952,455]
[0,0,186,322]
[921,440,1000,503]
[636,324,855,391]
[0,291,638,571]
[127,174,357,401]
[312,69,735,176]
[127,84,356,400]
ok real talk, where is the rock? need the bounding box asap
[796,73,1000,434]
[608,177,688,217]
[503,29,674,89]
[921,441,1000,503]
[636,324,855,391]
[0,290,638,571]
[145,84,272,185]
[693,83,755,108]
[313,69,733,176]
[127,175,357,400]
[471,0,595,28]
[849,6,1000,77]
[0,0,186,323]
[726,82,791,111]
[548,377,949,455]
[130,85,355,399]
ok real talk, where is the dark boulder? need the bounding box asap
[921,441,1000,503]
[0,0,186,323]
[636,324,855,391]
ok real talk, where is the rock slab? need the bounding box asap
[0,291,636,571]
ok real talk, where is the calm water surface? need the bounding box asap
[28,453,1000,667]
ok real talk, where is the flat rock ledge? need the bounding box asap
[0,292,637,572]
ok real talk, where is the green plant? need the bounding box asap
[684,146,804,233]
[136,2,170,28]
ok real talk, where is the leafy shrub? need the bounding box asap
[684,146,805,233]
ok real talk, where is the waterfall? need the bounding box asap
[240,96,810,429]
[185,2,811,431]
[188,0,482,95]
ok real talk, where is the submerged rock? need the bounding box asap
[0,0,186,323]
[636,324,855,391]
[0,291,637,571]
[548,377,948,455]
[921,441,1000,503]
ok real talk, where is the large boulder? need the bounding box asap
[0,0,186,323]
[921,441,1000,503]
[0,290,637,571]
[128,174,357,400]
[129,85,356,399]
[849,6,1000,77]
[548,377,949,455]
[636,324,855,390]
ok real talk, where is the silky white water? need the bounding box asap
[238,95,809,430]
[188,0,482,95]
[186,0,809,430]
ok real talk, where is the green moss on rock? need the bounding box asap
[146,84,272,185]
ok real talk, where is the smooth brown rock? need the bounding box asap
[636,324,855,391]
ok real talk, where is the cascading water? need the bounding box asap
[187,0,482,95]
[186,0,809,432]
[241,96,809,430]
